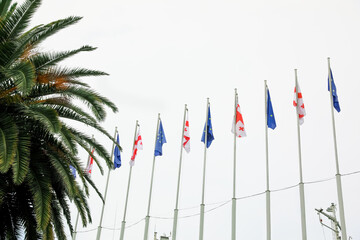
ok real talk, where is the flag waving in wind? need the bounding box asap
[155,120,167,156]
[114,134,121,169]
[267,89,277,130]
[293,83,306,125]
[231,103,247,137]
[328,68,341,112]
[85,148,95,176]
[201,106,214,148]
[183,114,190,153]
[130,128,143,166]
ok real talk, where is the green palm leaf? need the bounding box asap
[0,0,41,42]
[26,105,61,133]
[12,132,30,184]
[32,45,97,71]
[28,168,52,231]
[29,16,82,47]
[0,113,18,172]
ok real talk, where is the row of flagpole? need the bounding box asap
[72,57,347,240]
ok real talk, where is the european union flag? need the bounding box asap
[154,120,167,156]
[267,89,276,130]
[328,69,341,112]
[70,165,76,178]
[201,106,214,148]
[114,134,121,169]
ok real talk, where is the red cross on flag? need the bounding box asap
[183,114,190,153]
[231,104,247,138]
[293,83,306,125]
[85,148,95,176]
[130,128,143,166]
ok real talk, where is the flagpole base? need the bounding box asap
[96,226,102,240]
[119,221,126,240]
[143,215,150,240]
[172,209,179,240]
[199,204,205,240]
[232,198,236,240]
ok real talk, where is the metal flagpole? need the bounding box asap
[294,69,308,240]
[172,105,188,240]
[232,89,238,240]
[119,121,139,240]
[96,127,118,240]
[199,98,209,240]
[73,135,94,240]
[143,114,161,240]
[264,81,271,240]
[327,57,347,240]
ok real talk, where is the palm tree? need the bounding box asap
[0,0,118,239]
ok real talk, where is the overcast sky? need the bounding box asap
[29,0,360,239]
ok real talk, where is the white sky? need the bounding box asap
[28,0,360,239]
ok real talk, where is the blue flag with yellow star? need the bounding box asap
[114,134,121,169]
[201,106,214,148]
[267,89,276,130]
[328,68,341,112]
[155,120,167,156]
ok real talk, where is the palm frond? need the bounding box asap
[31,45,96,71]
[64,86,117,120]
[53,187,73,235]
[0,113,18,173]
[29,16,82,47]
[12,132,30,184]
[50,197,66,240]
[46,149,75,197]
[0,0,41,42]
[5,60,36,94]
[27,168,52,231]
[26,105,61,133]
[0,0,13,18]
[42,222,54,240]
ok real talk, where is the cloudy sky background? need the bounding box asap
[27,0,360,239]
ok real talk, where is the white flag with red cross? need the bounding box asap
[130,128,143,166]
[293,84,306,125]
[183,114,190,153]
[85,148,95,176]
[231,104,247,138]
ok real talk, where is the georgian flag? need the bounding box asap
[130,129,143,166]
[85,148,95,176]
[293,83,306,125]
[183,114,190,153]
[231,104,247,138]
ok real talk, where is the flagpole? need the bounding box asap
[199,98,209,240]
[172,105,188,240]
[264,80,271,240]
[120,121,139,240]
[294,69,308,240]
[144,114,161,240]
[327,57,347,240]
[72,135,94,240]
[232,89,237,240]
[96,127,118,240]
